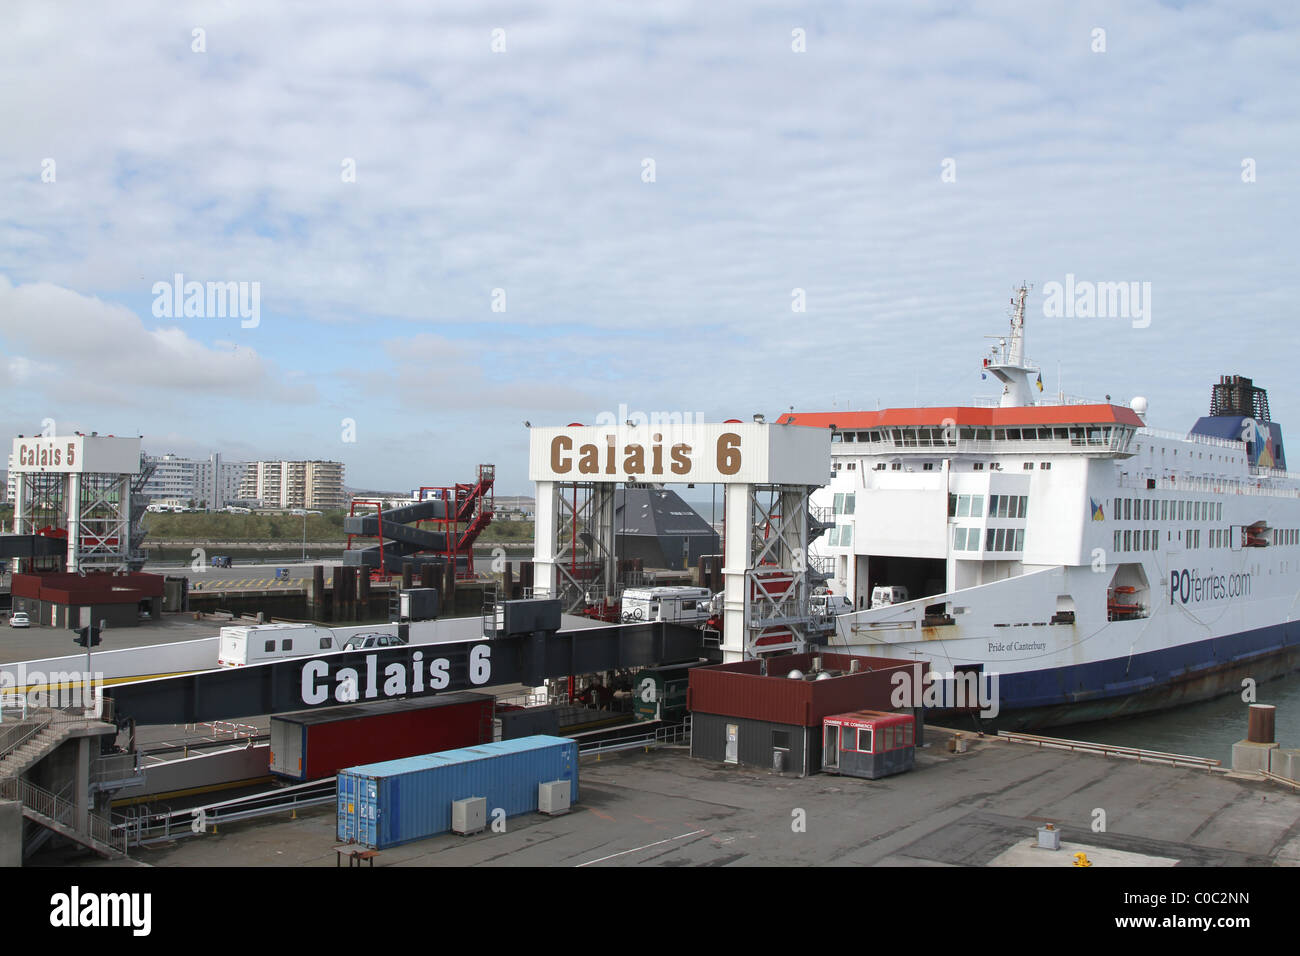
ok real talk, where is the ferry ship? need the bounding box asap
[787,286,1300,729]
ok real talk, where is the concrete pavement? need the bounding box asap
[136,729,1300,867]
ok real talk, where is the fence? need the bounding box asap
[0,700,115,762]
[0,775,126,857]
[579,718,692,757]
[118,778,337,847]
[184,720,260,739]
[998,730,1220,770]
[90,750,145,787]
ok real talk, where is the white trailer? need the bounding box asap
[620,586,713,625]
[217,623,341,667]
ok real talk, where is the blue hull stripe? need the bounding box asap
[988,619,1300,720]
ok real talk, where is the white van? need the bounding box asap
[620,586,713,624]
[871,586,909,608]
[217,623,339,667]
[810,593,853,616]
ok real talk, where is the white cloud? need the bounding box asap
[0,276,316,404]
[0,1,1298,490]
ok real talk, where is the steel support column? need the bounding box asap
[535,481,616,613]
[721,483,818,662]
[65,473,81,572]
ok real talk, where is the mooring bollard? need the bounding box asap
[1232,703,1280,773]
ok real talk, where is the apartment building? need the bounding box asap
[238,460,346,510]
[142,453,249,510]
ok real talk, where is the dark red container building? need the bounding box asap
[687,653,925,776]
[11,571,165,629]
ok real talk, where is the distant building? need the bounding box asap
[615,487,720,568]
[142,453,249,511]
[494,495,535,520]
[239,460,346,511]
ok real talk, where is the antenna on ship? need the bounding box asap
[1005,281,1031,367]
[983,282,1038,408]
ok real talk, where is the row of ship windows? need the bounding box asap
[1114,528,1275,552]
[1275,529,1300,546]
[1117,529,1197,552]
[833,461,1054,473]
[948,494,1030,519]
[953,527,1025,552]
[834,426,1118,444]
[1113,498,1223,522]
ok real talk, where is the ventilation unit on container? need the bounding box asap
[538,780,571,816]
[452,797,487,835]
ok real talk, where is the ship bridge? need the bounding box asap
[776,404,1145,460]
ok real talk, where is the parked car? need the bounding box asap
[8,612,30,628]
[341,632,408,651]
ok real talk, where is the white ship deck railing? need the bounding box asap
[1137,427,1246,451]
[1115,474,1300,498]
[1249,465,1300,482]
[969,393,1102,408]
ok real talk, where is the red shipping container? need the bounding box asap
[269,692,495,782]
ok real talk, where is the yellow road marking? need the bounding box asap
[111,775,273,808]
[5,670,210,695]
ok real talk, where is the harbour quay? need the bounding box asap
[132,727,1300,868]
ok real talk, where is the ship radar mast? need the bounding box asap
[983,282,1039,407]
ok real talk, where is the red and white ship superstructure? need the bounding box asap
[784,286,1300,727]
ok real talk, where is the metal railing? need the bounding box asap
[90,750,145,787]
[1259,770,1300,791]
[120,778,337,847]
[495,692,550,709]
[579,718,692,757]
[998,730,1220,770]
[808,554,836,576]
[843,436,1132,457]
[970,393,1101,408]
[0,700,113,763]
[1137,427,1245,451]
[0,776,126,856]
[1115,473,1300,499]
[0,717,51,761]
[184,720,260,739]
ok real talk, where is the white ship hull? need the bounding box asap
[783,289,1300,728]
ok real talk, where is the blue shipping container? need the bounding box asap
[336,735,579,849]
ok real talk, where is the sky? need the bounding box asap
[1,1,1297,496]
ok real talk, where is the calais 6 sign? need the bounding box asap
[528,422,831,486]
[299,644,492,706]
[547,431,743,478]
